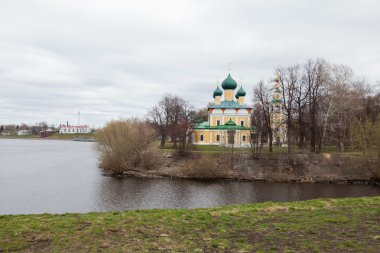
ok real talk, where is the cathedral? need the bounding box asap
[192,73,253,146]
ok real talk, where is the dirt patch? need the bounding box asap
[28,236,52,252]
[76,221,93,232]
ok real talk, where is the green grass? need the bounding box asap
[158,143,368,156]
[1,197,379,252]
[159,143,252,154]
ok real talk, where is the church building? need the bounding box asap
[192,74,253,146]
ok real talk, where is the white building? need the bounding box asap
[17,129,31,135]
[59,124,91,134]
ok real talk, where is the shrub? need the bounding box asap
[95,119,158,174]
[182,154,230,179]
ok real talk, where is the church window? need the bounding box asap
[200,135,204,141]
[242,135,246,142]
[241,121,244,126]
[217,120,220,126]
[216,135,220,141]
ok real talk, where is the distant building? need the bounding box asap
[59,124,91,134]
[17,129,31,135]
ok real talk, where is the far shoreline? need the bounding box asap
[0,133,95,141]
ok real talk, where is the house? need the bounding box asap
[17,129,31,135]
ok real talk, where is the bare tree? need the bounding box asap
[148,94,195,152]
[302,59,329,153]
[295,63,312,150]
[171,100,195,156]
[250,103,265,159]
[193,107,208,122]
[253,80,273,152]
[276,65,300,156]
[148,94,176,148]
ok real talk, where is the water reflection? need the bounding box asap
[0,139,379,215]
[94,177,380,212]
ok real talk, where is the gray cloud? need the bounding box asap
[0,0,379,127]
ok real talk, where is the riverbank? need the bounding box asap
[1,196,379,252]
[104,153,380,185]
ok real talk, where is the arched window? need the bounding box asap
[200,135,204,141]
[216,135,220,141]
[242,135,246,142]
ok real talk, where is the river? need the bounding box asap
[0,139,379,215]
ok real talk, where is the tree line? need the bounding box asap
[253,59,380,159]
[0,122,52,135]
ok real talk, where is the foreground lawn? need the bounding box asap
[1,197,379,252]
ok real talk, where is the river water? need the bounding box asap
[0,139,379,215]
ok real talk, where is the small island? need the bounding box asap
[95,67,380,186]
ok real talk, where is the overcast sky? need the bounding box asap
[0,0,379,127]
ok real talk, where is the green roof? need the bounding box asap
[221,74,237,90]
[209,100,252,109]
[193,120,250,130]
[272,99,282,104]
[236,86,246,97]
[213,86,223,98]
[224,118,236,126]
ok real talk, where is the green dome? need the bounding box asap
[225,118,237,126]
[235,93,239,99]
[221,74,237,90]
[213,86,223,98]
[236,86,246,97]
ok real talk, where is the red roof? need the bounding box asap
[60,124,89,128]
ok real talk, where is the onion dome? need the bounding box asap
[236,86,246,97]
[235,93,239,99]
[221,74,237,90]
[213,86,223,98]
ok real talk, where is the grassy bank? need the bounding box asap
[1,197,379,252]
[159,143,365,156]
